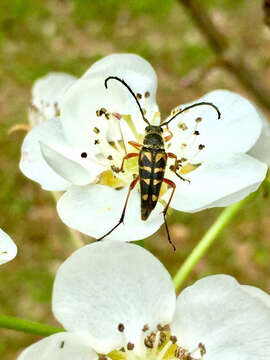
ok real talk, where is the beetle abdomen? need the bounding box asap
[139,148,167,220]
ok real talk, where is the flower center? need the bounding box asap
[99,323,206,360]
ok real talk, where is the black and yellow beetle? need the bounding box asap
[99,76,220,249]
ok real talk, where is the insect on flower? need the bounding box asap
[99,76,221,250]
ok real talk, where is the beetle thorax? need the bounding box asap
[143,125,164,149]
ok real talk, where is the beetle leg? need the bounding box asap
[128,141,143,151]
[167,152,190,183]
[120,152,138,172]
[164,126,173,142]
[97,176,140,241]
[161,178,176,251]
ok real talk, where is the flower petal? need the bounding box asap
[249,115,270,165]
[20,118,71,191]
[30,72,76,126]
[0,229,17,265]
[40,142,104,186]
[167,90,262,162]
[60,75,155,150]
[53,242,176,354]
[18,332,98,360]
[85,53,159,124]
[165,153,267,212]
[171,275,270,360]
[57,184,164,241]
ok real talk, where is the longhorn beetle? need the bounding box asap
[98,76,221,250]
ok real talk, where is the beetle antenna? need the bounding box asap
[105,76,150,125]
[161,102,221,127]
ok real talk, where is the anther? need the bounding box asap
[111,165,121,173]
[107,155,113,160]
[60,341,65,349]
[160,331,167,344]
[105,113,110,120]
[145,91,150,98]
[142,324,149,332]
[178,122,188,131]
[175,348,186,359]
[136,93,142,100]
[81,152,87,158]
[198,144,205,150]
[93,127,100,134]
[96,108,107,117]
[171,107,181,116]
[170,335,178,344]
[144,332,156,348]
[199,343,206,356]
[94,139,100,145]
[127,342,134,350]
[196,117,202,123]
[99,355,108,360]
[118,323,125,332]
[194,130,200,135]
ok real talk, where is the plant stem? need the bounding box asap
[0,315,63,336]
[173,196,251,292]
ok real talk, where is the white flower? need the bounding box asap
[18,242,270,360]
[0,228,17,265]
[20,54,267,241]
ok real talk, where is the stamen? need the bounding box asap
[118,323,125,332]
[127,342,134,350]
[136,93,142,99]
[143,324,149,332]
[198,144,205,150]
[81,152,87,158]
[93,127,100,134]
[196,117,202,123]
[170,335,177,344]
[157,340,172,360]
[145,91,150,98]
[99,355,108,360]
[178,122,188,131]
[199,343,206,357]
[152,331,160,357]
[107,155,113,160]
[94,139,100,145]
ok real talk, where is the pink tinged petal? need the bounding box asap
[30,72,77,126]
[40,142,104,186]
[56,184,164,241]
[52,242,176,354]
[0,229,17,265]
[84,53,159,124]
[17,332,98,360]
[171,275,270,360]
[165,153,267,213]
[20,118,71,191]
[168,90,262,162]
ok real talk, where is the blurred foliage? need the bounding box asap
[1,0,270,359]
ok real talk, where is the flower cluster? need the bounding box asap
[20,54,268,242]
[7,53,270,360]
[18,242,270,360]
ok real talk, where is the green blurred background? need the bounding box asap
[1,0,270,358]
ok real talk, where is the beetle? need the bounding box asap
[98,76,220,249]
